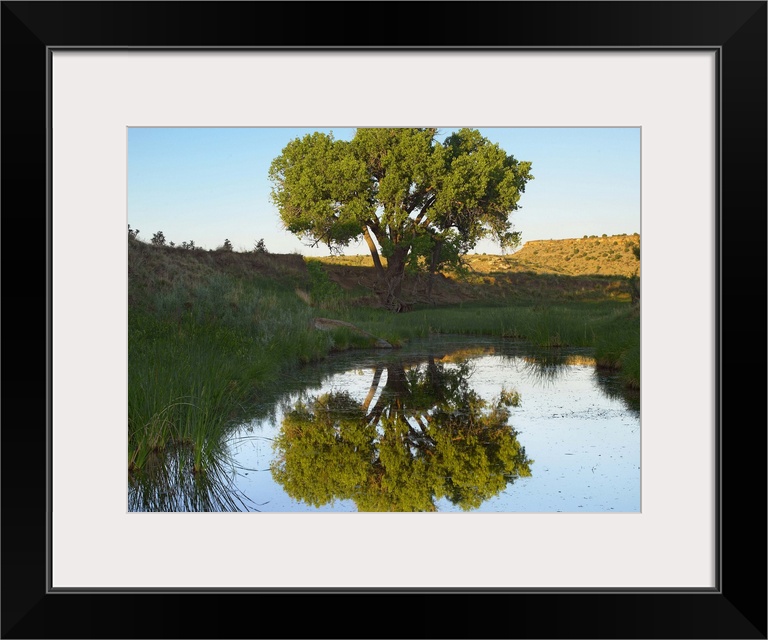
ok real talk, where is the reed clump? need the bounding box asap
[128,239,334,476]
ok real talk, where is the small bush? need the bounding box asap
[305,259,346,309]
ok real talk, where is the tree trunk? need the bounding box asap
[380,246,410,312]
[363,225,410,312]
[362,226,385,277]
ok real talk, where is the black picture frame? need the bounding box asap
[2,2,765,638]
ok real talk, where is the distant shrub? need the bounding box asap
[128,224,140,240]
[254,238,268,253]
[151,231,166,246]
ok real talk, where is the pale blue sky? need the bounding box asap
[128,127,640,256]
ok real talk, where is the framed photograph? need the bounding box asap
[3,1,765,638]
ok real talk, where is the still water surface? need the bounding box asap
[224,335,640,513]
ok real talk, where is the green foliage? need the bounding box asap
[269,131,367,250]
[269,128,533,306]
[305,259,346,309]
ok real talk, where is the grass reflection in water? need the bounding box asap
[128,442,257,512]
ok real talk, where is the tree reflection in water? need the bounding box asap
[272,356,532,512]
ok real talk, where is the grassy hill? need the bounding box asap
[318,233,640,277]
[313,233,640,307]
[129,233,640,311]
[489,233,641,277]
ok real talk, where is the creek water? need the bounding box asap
[223,335,640,513]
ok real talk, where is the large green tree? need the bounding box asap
[269,128,533,311]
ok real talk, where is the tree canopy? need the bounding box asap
[269,128,533,310]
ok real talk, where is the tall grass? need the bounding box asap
[593,306,641,389]
[337,300,620,345]
[128,268,333,476]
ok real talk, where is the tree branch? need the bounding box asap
[362,225,384,275]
